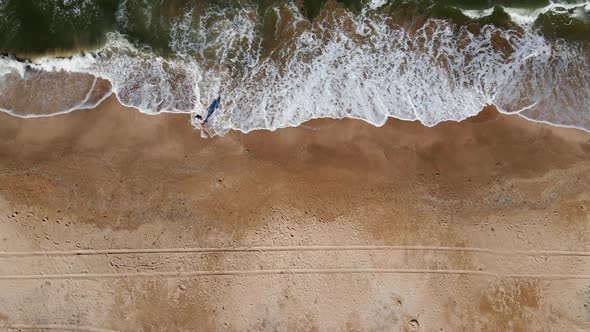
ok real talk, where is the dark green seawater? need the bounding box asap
[0,0,119,55]
[0,0,588,56]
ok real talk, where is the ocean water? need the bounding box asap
[0,0,588,135]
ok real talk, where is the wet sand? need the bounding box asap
[1,96,590,331]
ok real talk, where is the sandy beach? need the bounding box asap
[1,96,590,331]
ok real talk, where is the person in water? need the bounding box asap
[196,96,221,137]
[197,96,221,125]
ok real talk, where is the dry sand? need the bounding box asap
[0,96,590,331]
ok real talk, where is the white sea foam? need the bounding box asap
[0,57,25,79]
[0,2,588,135]
[115,0,129,31]
[367,0,388,11]
[460,0,590,25]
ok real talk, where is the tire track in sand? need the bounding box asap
[2,268,590,281]
[1,245,590,258]
[6,324,118,332]
[2,245,590,281]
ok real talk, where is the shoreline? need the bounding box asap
[2,94,590,136]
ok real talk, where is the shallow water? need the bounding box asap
[0,0,589,135]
